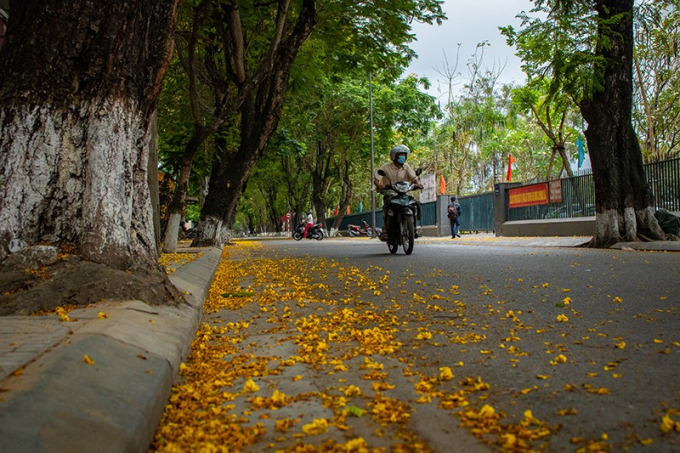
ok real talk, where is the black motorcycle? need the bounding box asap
[293,221,325,241]
[377,168,422,255]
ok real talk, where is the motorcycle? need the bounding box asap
[347,219,381,237]
[293,221,325,241]
[377,168,422,255]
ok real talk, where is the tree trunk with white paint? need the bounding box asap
[580,0,664,247]
[0,0,180,313]
[0,103,159,268]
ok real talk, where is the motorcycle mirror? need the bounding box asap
[377,169,386,176]
[416,168,423,176]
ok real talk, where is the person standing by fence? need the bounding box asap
[447,196,461,238]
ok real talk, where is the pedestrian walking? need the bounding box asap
[447,196,461,238]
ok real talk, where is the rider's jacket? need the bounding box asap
[374,162,419,197]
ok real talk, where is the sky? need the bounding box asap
[406,0,536,99]
[406,0,593,171]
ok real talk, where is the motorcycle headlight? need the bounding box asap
[394,181,410,192]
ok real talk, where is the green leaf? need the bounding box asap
[345,405,365,417]
[221,292,254,298]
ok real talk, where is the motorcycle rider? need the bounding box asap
[373,144,423,241]
[303,210,314,238]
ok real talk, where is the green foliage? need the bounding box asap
[633,0,680,160]
[157,57,193,176]
[500,1,601,105]
[185,203,201,223]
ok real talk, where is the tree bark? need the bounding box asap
[192,0,317,247]
[308,141,334,230]
[191,99,265,246]
[330,161,353,234]
[161,125,210,253]
[580,0,664,247]
[0,0,180,311]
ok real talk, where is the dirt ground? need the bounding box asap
[0,246,183,316]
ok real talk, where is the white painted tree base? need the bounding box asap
[0,101,156,267]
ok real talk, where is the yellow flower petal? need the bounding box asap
[439,366,454,381]
[243,379,260,393]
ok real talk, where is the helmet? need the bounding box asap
[390,144,410,162]
[307,210,312,215]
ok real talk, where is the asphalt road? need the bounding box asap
[237,237,680,451]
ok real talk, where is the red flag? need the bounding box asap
[333,205,338,216]
[507,154,515,181]
[439,175,446,194]
[346,205,350,215]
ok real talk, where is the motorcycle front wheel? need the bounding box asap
[315,230,324,241]
[388,242,398,254]
[293,231,303,241]
[402,216,415,255]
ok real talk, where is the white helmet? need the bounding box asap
[390,144,410,161]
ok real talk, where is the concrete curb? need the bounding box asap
[0,247,222,453]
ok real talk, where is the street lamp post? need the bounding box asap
[370,73,376,239]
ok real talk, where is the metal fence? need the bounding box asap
[507,157,680,221]
[507,174,595,221]
[439,193,495,232]
[646,158,680,212]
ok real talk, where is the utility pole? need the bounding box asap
[370,73,376,239]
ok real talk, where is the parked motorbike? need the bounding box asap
[377,168,422,255]
[347,219,381,237]
[293,222,325,241]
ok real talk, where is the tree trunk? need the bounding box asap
[161,125,209,253]
[0,0,180,313]
[580,0,664,247]
[192,0,317,247]
[555,145,573,178]
[309,141,334,231]
[147,110,162,254]
[330,162,353,234]
[191,108,264,247]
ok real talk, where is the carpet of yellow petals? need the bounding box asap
[151,242,677,452]
[158,252,203,274]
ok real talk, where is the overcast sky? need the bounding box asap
[407,0,536,99]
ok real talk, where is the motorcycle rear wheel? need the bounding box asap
[315,230,324,241]
[348,229,357,237]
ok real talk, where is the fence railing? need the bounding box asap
[507,157,679,221]
[438,193,495,233]
[507,174,595,221]
[646,158,680,212]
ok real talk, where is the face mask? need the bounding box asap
[396,155,406,165]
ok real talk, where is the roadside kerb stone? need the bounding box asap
[0,246,223,453]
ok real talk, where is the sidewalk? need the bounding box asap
[0,247,222,453]
[0,236,677,453]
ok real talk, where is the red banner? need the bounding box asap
[509,183,549,208]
